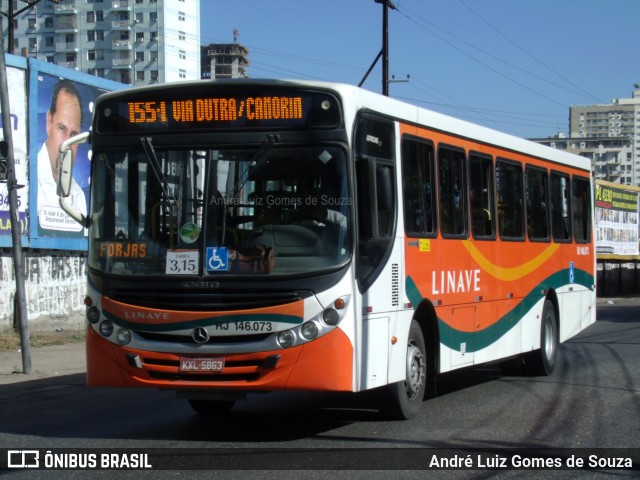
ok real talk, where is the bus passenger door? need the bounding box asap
[354,114,404,389]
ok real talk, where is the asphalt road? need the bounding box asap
[0,298,639,479]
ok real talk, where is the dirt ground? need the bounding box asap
[0,327,85,352]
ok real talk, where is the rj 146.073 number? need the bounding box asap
[214,322,273,332]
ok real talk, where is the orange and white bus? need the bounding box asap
[57,80,596,419]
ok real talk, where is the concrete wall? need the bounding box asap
[0,250,86,331]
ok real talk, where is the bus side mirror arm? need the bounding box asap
[57,131,90,228]
[59,196,89,228]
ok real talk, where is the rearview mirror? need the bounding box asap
[55,132,90,228]
[56,149,73,198]
[55,131,89,198]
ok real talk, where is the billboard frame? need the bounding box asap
[26,58,123,250]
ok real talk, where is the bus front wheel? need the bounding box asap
[382,320,427,420]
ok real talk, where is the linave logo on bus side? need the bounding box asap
[432,269,481,295]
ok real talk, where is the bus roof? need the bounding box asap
[98,78,592,173]
[324,81,592,173]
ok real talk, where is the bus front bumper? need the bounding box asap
[86,326,353,392]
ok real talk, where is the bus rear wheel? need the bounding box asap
[188,398,235,415]
[382,320,427,420]
[525,300,558,376]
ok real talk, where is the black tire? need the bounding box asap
[382,320,427,420]
[188,398,235,415]
[525,299,558,376]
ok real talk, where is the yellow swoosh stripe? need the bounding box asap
[462,240,560,281]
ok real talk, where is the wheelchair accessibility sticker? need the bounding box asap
[206,247,229,272]
[569,261,575,284]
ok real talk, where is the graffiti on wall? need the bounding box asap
[0,252,86,328]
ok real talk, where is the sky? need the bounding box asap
[199,0,640,140]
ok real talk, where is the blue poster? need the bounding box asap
[27,59,123,249]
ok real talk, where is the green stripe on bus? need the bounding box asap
[405,268,594,352]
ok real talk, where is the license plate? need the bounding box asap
[179,357,225,373]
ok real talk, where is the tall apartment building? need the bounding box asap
[5,0,200,86]
[201,42,249,79]
[531,133,633,184]
[569,88,640,186]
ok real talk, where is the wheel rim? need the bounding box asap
[543,315,556,364]
[405,340,426,399]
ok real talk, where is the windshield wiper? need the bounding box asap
[250,133,280,168]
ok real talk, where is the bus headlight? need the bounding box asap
[99,320,114,337]
[87,306,101,324]
[322,308,340,326]
[116,329,132,345]
[273,295,350,349]
[301,321,319,340]
[277,330,295,348]
[322,295,350,326]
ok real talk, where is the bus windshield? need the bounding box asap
[88,144,351,277]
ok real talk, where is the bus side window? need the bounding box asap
[376,164,394,236]
[550,172,571,242]
[438,146,467,237]
[356,158,396,286]
[496,159,525,240]
[469,153,495,239]
[526,166,550,241]
[401,137,436,236]
[572,176,591,243]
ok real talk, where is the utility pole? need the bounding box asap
[0,8,31,374]
[377,0,397,96]
[361,1,397,96]
[2,0,62,54]
[379,0,390,96]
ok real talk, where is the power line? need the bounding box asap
[398,5,586,109]
[198,10,568,134]
[456,0,604,103]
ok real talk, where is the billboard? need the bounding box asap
[0,57,123,250]
[595,180,640,256]
[27,59,124,250]
[0,55,28,238]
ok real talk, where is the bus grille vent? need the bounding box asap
[391,263,400,307]
[137,331,272,345]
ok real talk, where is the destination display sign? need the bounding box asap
[128,96,302,124]
[95,85,341,133]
